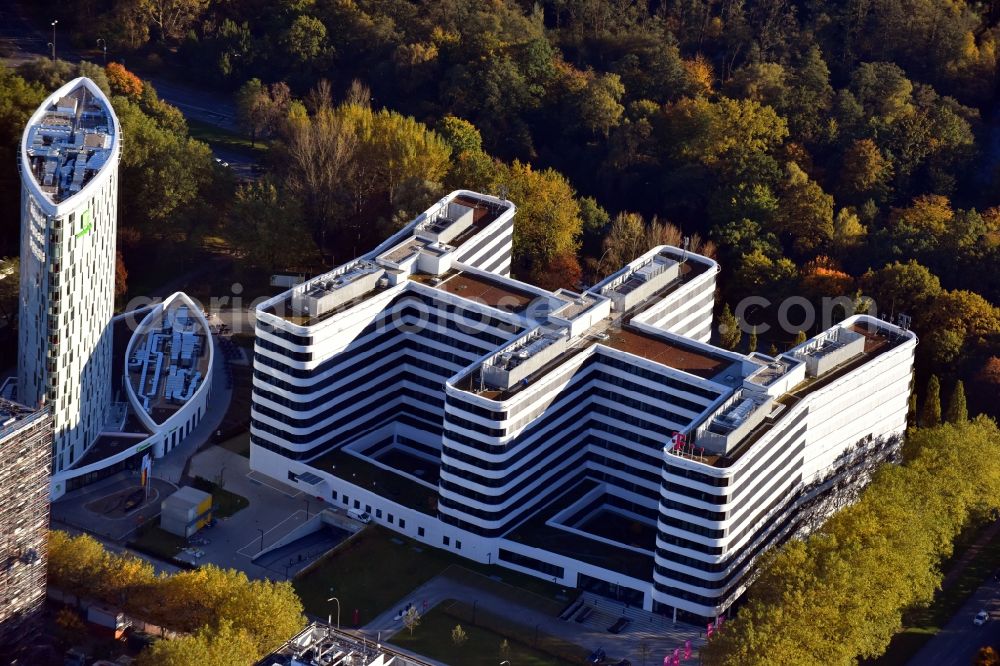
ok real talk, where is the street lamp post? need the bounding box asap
[257,528,265,553]
[326,596,340,629]
[97,38,107,65]
[50,20,58,61]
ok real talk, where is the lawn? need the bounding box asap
[129,524,187,560]
[192,476,249,518]
[293,527,567,626]
[293,527,457,626]
[186,118,268,158]
[391,605,577,666]
[873,518,1000,665]
[218,431,251,458]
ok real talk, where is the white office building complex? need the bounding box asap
[250,190,917,623]
[17,77,120,473]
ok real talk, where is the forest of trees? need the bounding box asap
[47,531,305,664]
[2,1,1000,660]
[22,0,997,397]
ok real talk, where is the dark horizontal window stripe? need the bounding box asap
[482,247,512,274]
[446,394,506,421]
[253,394,444,449]
[255,293,518,371]
[732,410,808,485]
[659,514,725,540]
[256,336,312,362]
[661,462,729,488]
[254,351,451,411]
[456,218,513,263]
[654,488,805,599]
[657,530,724,556]
[498,548,564,578]
[595,353,723,402]
[439,470,589,534]
[255,372,445,430]
[252,405,443,461]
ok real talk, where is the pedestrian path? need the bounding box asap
[362,568,704,664]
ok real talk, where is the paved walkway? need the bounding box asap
[909,518,1000,666]
[51,473,177,541]
[363,572,703,664]
[183,445,336,580]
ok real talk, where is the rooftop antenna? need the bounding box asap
[681,236,690,263]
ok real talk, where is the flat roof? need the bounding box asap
[22,78,116,205]
[602,328,729,379]
[75,433,150,468]
[682,320,911,468]
[448,194,507,246]
[435,272,537,314]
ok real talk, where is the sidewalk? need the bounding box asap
[363,570,703,664]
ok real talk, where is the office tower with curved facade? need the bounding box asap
[18,77,120,473]
[251,190,917,623]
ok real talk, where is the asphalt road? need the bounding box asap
[909,575,1000,666]
[0,1,254,178]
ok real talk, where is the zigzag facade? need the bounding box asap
[251,190,916,622]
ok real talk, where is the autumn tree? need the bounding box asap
[946,380,968,423]
[235,79,291,147]
[860,261,942,321]
[106,62,144,99]
[577,71,626,138]
[451,624,469,647]
[138,0,210,43]
[403,606,421,636]
[489,160,582,279]
[703,418,1000,665]
[772,162,834,255]
[839,139,892,203]
[283,15,328,65]
[718,304,741,351]
[112,94,214,233]
[923,290,1000,366]
[977,646,1000,666]
[137,621,258,666]
[115,251,128,298]
[532,252,582,291]
[921,375,942,427]
[226,181,318,271]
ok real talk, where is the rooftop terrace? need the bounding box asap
[602,328,730,379]
[433,271,539,314]
[676,320,912,468]
[0,398,46,441]
[23,78,115,204]
[127,299,211,424]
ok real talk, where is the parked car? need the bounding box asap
[588,647,606,663]
[975,610,989,626]
[347,509,371,524]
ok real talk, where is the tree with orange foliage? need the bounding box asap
[114,251,128,298]
[106,62,143,99]
[532,253,582,291]
[800,256,854,298]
